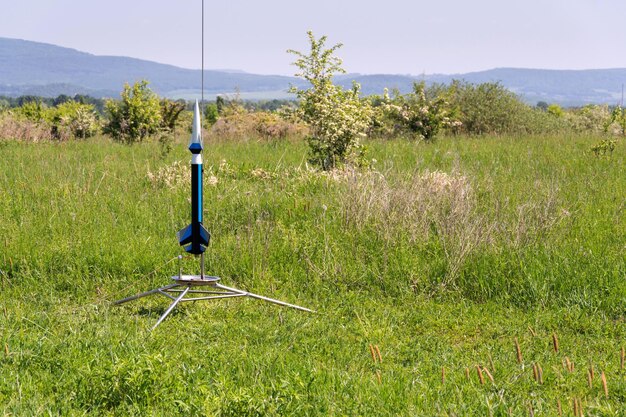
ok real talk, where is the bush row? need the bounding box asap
[2,80,625,145]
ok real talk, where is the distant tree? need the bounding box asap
[215,91,247,117]
[74,95,106,114]
[17,96,41,107]
[243,99,297,112]
[204,103,219,126]
[216,96,226,114]
[104,80,161,143]
[0,96,17,108]
[0,98,10,112]
[53,95,72,107]
[536,101,549,111]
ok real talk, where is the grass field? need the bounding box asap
[0,134,624,416]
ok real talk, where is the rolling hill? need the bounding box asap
[1,37,625,106]
[0,37,300,99]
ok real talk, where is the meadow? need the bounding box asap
[0,133,624,416]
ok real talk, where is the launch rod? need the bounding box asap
[201,0,204,104]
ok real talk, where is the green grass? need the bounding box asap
[0,134,624,415]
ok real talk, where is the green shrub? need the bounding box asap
[448,81,530,135]
[177,110,194,134]
[517,107,571,135]
[590,138,616,156]
[104,80,162,143]
[606,105,626,136]
[204,103,219,126]
[546,104,563,118]
[159,99,186,133]
[13,100,51,123]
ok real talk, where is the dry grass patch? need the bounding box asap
[337,168,493,284]
[0,113,54,142]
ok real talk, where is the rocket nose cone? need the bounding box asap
[190,100,203,150]
[193,99,201,119]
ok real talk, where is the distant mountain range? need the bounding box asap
[1,37,625,106]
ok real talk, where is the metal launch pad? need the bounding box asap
[114,255,314,330]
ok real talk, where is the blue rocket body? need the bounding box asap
[177,101,210,254]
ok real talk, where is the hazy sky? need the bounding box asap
[2,0,626,75]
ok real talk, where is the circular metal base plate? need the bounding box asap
[171,275,220,285]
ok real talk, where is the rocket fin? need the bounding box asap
[177,224,193,245]
[199,223,210,246]
[177,223,210,248]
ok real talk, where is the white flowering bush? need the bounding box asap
[566,104,611,133]
[288,31,371,170]
[382,82,460,141]
[53,101,99,139]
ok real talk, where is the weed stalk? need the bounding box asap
[375,345,382,363]
[476,365,485,385]
[601,371,608,398]
[515,338,523,364]
[552,333,559,353]
[369,344,376,363]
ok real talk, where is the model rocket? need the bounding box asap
[177,100,210,254]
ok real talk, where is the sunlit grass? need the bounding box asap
[0,134,624,415]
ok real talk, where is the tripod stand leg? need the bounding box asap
[113,284,178,305]
[214,283,315,313]
[151,286,190,331]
